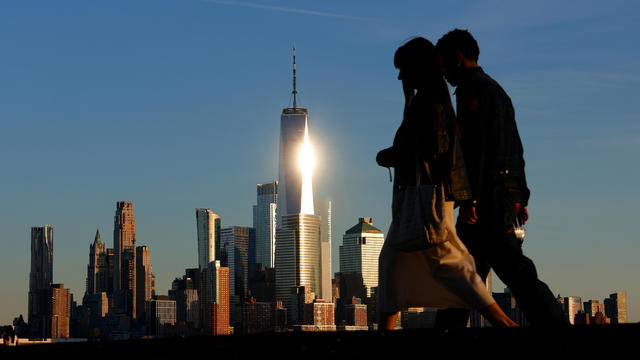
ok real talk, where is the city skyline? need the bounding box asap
[2,0,640,324]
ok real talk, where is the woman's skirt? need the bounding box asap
[377,201,494,312]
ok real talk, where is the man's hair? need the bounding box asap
[436,29,480,61]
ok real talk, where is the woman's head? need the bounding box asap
[394,37,443,91]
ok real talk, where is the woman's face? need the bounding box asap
[397,65,419,89]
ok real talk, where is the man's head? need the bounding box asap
[436,29,480,86]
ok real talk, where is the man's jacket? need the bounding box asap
[455,67,530,217]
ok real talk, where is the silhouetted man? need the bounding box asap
[434,29,566,327]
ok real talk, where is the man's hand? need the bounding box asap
[459,205,478,224]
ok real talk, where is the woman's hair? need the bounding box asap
[394,37,455,125]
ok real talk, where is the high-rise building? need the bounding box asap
[196,208,221,269]
[563,296,583,325]
[86,230,108,296]
[584,299,606,318]
[277,47,312,225]
[199,260,230,335]
[274,47,325,325]
[146,296,176,336]
[221,226,253,301]
[113,201,137,318]
[169,275,199,327]
[136,245,153,320]
[318,200,332,301]
[275,214,322,323]
[47,284,71,338]
[605,292,627,324]
[339,218,385,298]
[28,225,54,337]
[255,182,278,269]
[242,299,273,334]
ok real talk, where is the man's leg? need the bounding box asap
[486,227,567,326]
[434,223,491,329]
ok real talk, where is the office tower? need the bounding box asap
[47,284,71,338]
[221,226,253,301]
[255,182,278,269]
[242,299,273,334]
[584,299,606,318]
[136,245,153,320]
[339,218,384,297]
[169,275,199,327]
[113,201,137,318]
[86,230,108,296]
[28,225,54,337]
[605,292,627,324]
[563,296,582,325]
[344,297,367,327]
[274,47,324,324]
[146,296,176,336]
[334,272,367,325]
[248,266,276,303]
[277,47,312,225]
[318,200,332,301]
[303,300,335,328]
[105,248,115,297]
[83,292,109,334]
[275,214,322,323]
[196,208,221,269]
[199,260,230,335]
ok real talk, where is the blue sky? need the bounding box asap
[1,0,639,324]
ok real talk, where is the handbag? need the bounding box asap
[386,157,450,251]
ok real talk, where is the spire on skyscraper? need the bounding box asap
[292,45,298,109]
[94,229,102,246]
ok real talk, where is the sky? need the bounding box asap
[1,0,639,324]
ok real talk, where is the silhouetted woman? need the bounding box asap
[376,37,517,329]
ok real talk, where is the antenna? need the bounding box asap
[292,45,297,109]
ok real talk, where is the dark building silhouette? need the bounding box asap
[113,201,137,319]
[28,225,54,338]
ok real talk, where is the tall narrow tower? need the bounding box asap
[275,47,324,323]
[277,46,312,224]
[28,225,54,336]
[254,181,278,269]
[196,208,221,270]
[86,229,108,296]
[113,201,137,318]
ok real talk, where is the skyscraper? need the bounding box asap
[136,245,153,320]
[339,218,385,297]
[28,225,54,337]
[274,47,324,325]
[199,260,230,335]
[563,296,583,325]
[254,181,278,269]
[196,208,221,269]
[86,229,108,296]
[221,226,253,301]
[47,284,71,339]
[605,292,627,324]
[113,201,137,318]
[318,200,332,301]
[275,213,322,323]
[277,46,312,225]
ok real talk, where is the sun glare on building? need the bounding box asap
[299,121,315,215]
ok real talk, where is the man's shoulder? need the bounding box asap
[466,68,512,103]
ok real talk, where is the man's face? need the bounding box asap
[441,52,462,86]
